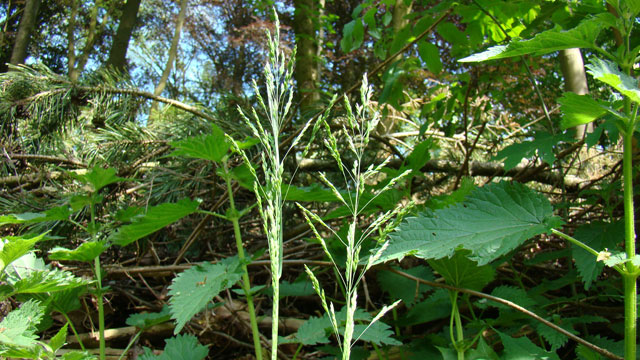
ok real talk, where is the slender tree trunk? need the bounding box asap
[559,48,592,139]
[9,0,41,66]
[293,0,319,113]
[150,0,188,117]
[106,0,142,73]
[67,0,111,81]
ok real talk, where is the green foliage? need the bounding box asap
[170,124,230,163]
[139,334,208,360]
[587,58,640,106]
[0,233,46,272]
[49,241,110,262]
[402,289,451,326]
[558,93,610,129]
[497,330,561,360]
[573,221,623,290]
[377,265,433,305]
[110,198,200,246]
[428,251,495,291]
[493,132,574,171]
[126,306,172,329]
[68,165,127,193]
[459,13,615,62]
[168,256,243,334]
[379,182,562,265]
[0,300,45,357]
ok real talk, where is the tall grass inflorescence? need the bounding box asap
[298,77,410,360]
[229,12,320,360]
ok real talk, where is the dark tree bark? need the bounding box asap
[9,0,41,66]
[293,0,319,113]
[106,0,142,73]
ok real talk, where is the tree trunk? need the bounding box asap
[150,0,188,116]
[293,0,319,113]
[67,0,112,81]
[106,0,142,73]
[559,48,592,139]
[9,0,41,66]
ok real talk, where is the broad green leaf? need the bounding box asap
[49,241,110,262]
[10,268,88,294]
[405,138,433,172]
[467,337,499,360]
[483,286,536,312]
[558,92,609,129]
[572,221,623,290]
[428,251,495,291]
[60,351,97,360]
[0,233,46,272]
[497,330,561,360]
[493,132,573,171]
[110,198,200,247]
[49,323,68,352]
[587,58,640,105]
[378,182,562,265]
[0,299,44,348]
[283,183,342,202]
[351,321,401,346]
[402,289,451,326]
[436,22,468,47]
[377,265,433,305]
[295,316,331,345]
[278,279,314,298]
[536,316,605,352]
[418,40,442,74]
[459,13,614,62]
[69,166,127,193]
[49,287,86,314]
[170,124,230,163]
[168,257,243,334]
[0,205,72,225]
[126,306,171,329]
[576,335,624,360]
[139,334,208,360]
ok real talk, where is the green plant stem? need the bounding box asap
[90,198,106,360]
[622,130,637,360]
[225,168,263,360]
[450,291,464,360]
[118,330,142,360]
[62,313,85,351]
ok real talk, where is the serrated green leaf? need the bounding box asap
[10,268,88,294]
[468,336,500,360]
[295,316,331,345]
[576,335,624,360]
[573,221,623,290]
[49,241,109,263]
[493,132,573,171]
[402,289,451,326]
[49,323,68,352]
[0,299,44,348]
[428,251,495,291]
[602,251,640,267]
[126,306,171,329]
[170,124,230,163]
[486,285,537,311]
[379,182,561,265]
[69,166,127,193]
[139,334,208,360]
[537,316,606,352]
[460,14,614,62]
[110,198,200,247]
[497,330,561,360]
[587,58,640,105]
[168,257,243,334]
[559,92,610,129]
[0,233,46,272]
[49,287,86,314]
[0,205,72,226]
[351,321,401,346]
[377,265,433,305]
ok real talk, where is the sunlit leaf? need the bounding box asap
[49,241,110,262]
[139,334,208,360]
[378,182,562,265]
[170,124,230,163]
[558,92,610,129]
[110,198,200,247]
[587,58,640,105]
[69,166,127,193]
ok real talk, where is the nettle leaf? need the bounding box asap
[467,336,500,360]
[497,330,561,360]
[351,321,401,346]
[377,265,434,305]
[379,182,561,265]
[587,58,640,105]
[139,334,208,360]
[428,251,495,291]
[493,132,574,171]
[170,124,230,163]
[402,289,451,326]
[10,268,89,294]
[480,285,536,312]
[283,183,342,202]
[0,205,72,225]
[576,335,624,360]
[49,323,68,353]
[69,166,127,193]
[110,198,200,247]
[168,257,243,334]
[0,233,46,272]
[459,13,614,62]
[573,221,623,290]
[559,92,610,129]
[49,241,110,263]
[0,299,44,348]
[536,316,606,352]
[126,306,171,329]
[295,316,331,345]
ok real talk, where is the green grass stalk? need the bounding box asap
[223,164,263,360]
[89,198,106,360]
